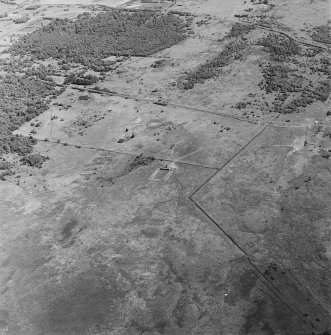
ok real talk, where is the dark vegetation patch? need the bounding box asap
[64,73,99,86]
[128,154,155,172]
[61,218,79,241]
[310,25,331,44]
[13,16,29,24]
[78,95,89,101]
[0,160,11,170]
[151,59,166,68]
[0,168,13,181]
[25,5,40,10]
[226,22,255,38]
[0,159,12,180]
[21,153,48,168]
[250,0,271,4]
[9,10,188,72]
[234,102,248,110]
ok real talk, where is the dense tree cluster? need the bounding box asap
[258,60,330,113]
[259,63,330,114]
[310,25,331,44]
[0,71,60,156]
[0,134,36,157]
[259,64,303,94]
[128,154,155,172]
[151,59,166,68]
[282,81,330,114]
[181,41,247,89]
[226,23,255,38]
[0,158,13,180]
[21,153,47,168]
[64,73,99,85]
[9,10,188,71]
[258,33,300,61]
[318,57,330,76]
